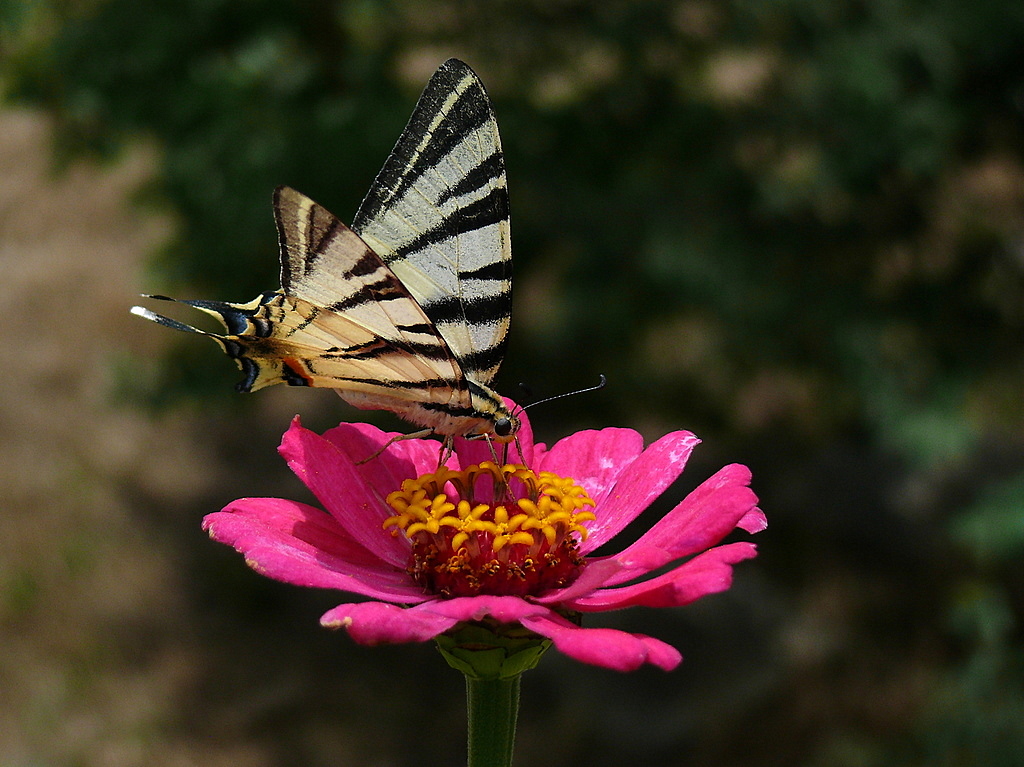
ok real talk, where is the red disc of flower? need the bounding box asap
[203,405,766,672]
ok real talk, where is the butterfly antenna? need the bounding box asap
[520,374,607,413]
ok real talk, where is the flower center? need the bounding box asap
[383,462,597,598]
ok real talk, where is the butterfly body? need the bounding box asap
[133,59,518,443]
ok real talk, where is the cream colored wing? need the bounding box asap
[352,59,511,386]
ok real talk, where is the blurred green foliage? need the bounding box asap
[4,1,1023,765]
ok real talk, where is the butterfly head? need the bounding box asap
[490,409,520,443]
[465,382,520,443]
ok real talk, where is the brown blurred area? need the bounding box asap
[0,108,246,765]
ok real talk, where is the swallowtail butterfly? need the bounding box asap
[132,59,518,443]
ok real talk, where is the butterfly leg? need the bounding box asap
[502,435,527,466]
[435,437,457,470]
[356,428,436,465]
[483,434,502,465]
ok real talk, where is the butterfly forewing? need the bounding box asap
[352,59,511,386]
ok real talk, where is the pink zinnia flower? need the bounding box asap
[203,407,765,672]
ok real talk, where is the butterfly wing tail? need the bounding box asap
[130,303,207,335]
[131,295,305,392]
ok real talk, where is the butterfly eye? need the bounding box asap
[493,417,513,437]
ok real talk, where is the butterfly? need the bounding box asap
[132,59,519,445]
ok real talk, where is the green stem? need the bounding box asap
[465,673,521,767]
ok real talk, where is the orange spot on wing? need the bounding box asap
[283,357,315,386]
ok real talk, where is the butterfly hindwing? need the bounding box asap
[273,186,457,374]
[137,193,470,399]
[270,187,469,402]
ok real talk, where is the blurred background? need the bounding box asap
[2,1,1023,765]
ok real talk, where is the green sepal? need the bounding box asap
[435,621,552,680]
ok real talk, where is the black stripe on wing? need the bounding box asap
[353,60,494,230]
[422,291,508,327]
[457,261,507,283]
[325,337,453,363]
[326,375,455,391]
[455,342,507,376]
[324,273,413,313]
[435,150,505,206]
[390,185,509,261]
[276,186,386,292]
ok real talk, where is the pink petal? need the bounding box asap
[538,427,646,506]
[575,430,702,552]
[418,595,551,624]
[534,558,625,604]
[326,593,688,671]
[278,418,409,567]
[321,601,458,644]
[604,464,761,583]
[320,420,442,478]
[203,498,427,602]
[569,542,759,610]
[320,596,555,645]
[520,612,682,672]
[738,506,768,533]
